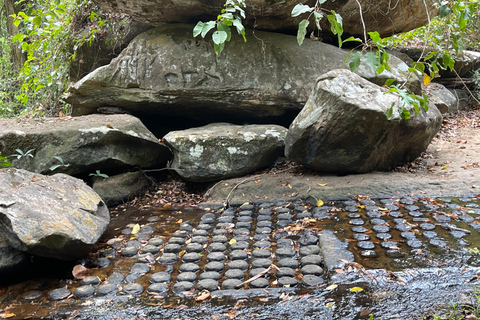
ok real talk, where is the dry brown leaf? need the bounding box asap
[72,264,90,280]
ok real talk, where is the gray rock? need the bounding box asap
[74,285,95,298]
[164,123,286,182]
[0,115,171,176]
[93,171,150,207]
[96,284,118,296]
[197,279,218,291]
[90,0,433,39]
[48,288,71,300]
[285,69,442,173]
[0,235,29,275]
[66,25,417,126]
[122,283,144,294]
[0,169,109,260]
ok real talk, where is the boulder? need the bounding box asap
[0,168,110,260]
[427,83,459,114]
[285,69,442,173]
[92,171,151,207]
[92,0,435,38]
[163,123,287,182]
[65,25,418,132]
[0,114,171,176]
[0,234,30,276]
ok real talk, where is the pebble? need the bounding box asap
[277,213,292,221]
[173,281,194,293]
[168,237,186,245]
[207,243,226,252]
[173,230,189,238]
[218,217,234,223]
[186,243,204,253]
[360,199,376,206]
[450,231,466,238]
[183,252,202,263]
[257,221,272,228]
[372,225,390,233]
[256,227,272,234]
[459,215,475,222]
[191,236,209,244]
[193,230,209,237]
[23,290,42,300]
[205,262,224,272]
[227,260,249,271]
[433,215,451,223]
[408,211,424,218]
[254,241,272,248]
[239,210,253,216]
[197,279,218,291]
[400,198,414,205]
[212,235,228,243]
[276,247,295,258]
[277,258,299,268]
[299,245,321,256]
[74,285,95,298]
[234,235,250,242]
[380,241,398,249]
[249,278,269,288]
[407,240,422,248]
[250,268,269,277]
[221,279,242,290]
[225,269,245,279]
[49,288,71,301]
[179,263,200,273]
[278,277,298,287]
[301,275,324,286]
[299,234,318,246]
[430,238,447,247]
[97,284,118,296]
[238,216,253,222]
[147,283,169,293]
[420,223,435,230]
[276,239,293,247]
[353,233,370,241]
[252,249,272,258]
[376,233,392,240]
[140,225,155,234]
[370,218,386,225]
[121,247,138,257]
[236,222,252,229]
[422,231,438,239]
[159,253,178,264]
[108,272,125,285]
[252,259,272,268]
[347,213,361,218]
[130,263,151,274]
[179,224,194,232]
[231,241,250,250]
[229,250,248,260]
[351,226,368,233]
[164,243,182,253]
[126,273,142,283]
[177,272,197,282]
[259,209,273,215]
[345,206,359,212]
[200,271,222,280]
[207,252,226,261]
[360,250,377,257]
[137,253,156,264]
[301,255,323,266]
[404,205,420,211]
[81,276,101,286]
[276,267,296,277]
[400,232,416,240]
[150,272,171,283]
[349,219,365,225]
[357,241,375,250]
[94,257,111,268]
[296,212,312,219]
[389,211,403,218]
[253,234,270,241]
[366,212,382,218]
[257,215,272,221]
[301,265,323,276]
[395,224,412,232]
[386,249,405,258]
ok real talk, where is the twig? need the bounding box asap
[452,68,480,105]
[236,264,279,287]
[354,0,368,43]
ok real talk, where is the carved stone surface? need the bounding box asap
[66,24,419,128]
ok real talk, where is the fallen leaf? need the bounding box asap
[194,291,211,302]
[0,312,16,319]
[229,239,237,245]
[326,284,338,290]
[131,223,141,235]
[317,183,327,186]
[359,309,372,317]
[317,199,324,207]
[441,165,448,170]
[349,287,364,292]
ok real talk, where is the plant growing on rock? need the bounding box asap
[10,148,35,160]
[0,153,12,167]
[49,156,70,171]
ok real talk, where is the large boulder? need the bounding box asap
[163,123,287,182]
[285,69,442,173]
[0,168,110,260]
[65,25,418,131]
[0,114,171,176]
[93,0,436,38]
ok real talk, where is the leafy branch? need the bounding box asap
[193,0,246,56]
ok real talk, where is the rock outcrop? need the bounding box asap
[285,69,442,173]
[0,114,171,176]
[92,171,151,206]
[93,0,436,38]
[65,25,418,130]
[163,123,287,182]
[0,168,110,260]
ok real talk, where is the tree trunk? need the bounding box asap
[3,0,26,72]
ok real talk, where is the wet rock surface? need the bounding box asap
[2,196,480,319]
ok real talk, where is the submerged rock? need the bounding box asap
[164,123,287,182]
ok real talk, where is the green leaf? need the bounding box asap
[214,42,225,56]
[193,22,204,37]
[327,11,343,46]
[439,4,451,18]
[212,30,228,44]
[344,36,362,43]
[313,11,323,29]
[384,79,396,87]
[386,105,394,120]
[349,51,362,72]
[291,4,314,17]
[368,31,381,43]
[201,21,216,38]
[297,19,309,46]
[412,62,425,72]
[217,22,231,41]
[232,17,245,35]
[365,52,380,72]
[442,53,455,71]
[33,16,42,28]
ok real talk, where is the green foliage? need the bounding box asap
[89,170,109,178]
[10,148,35,160]
[193,0,246,56]
[49,155,70,171]
[0,153,12,167]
